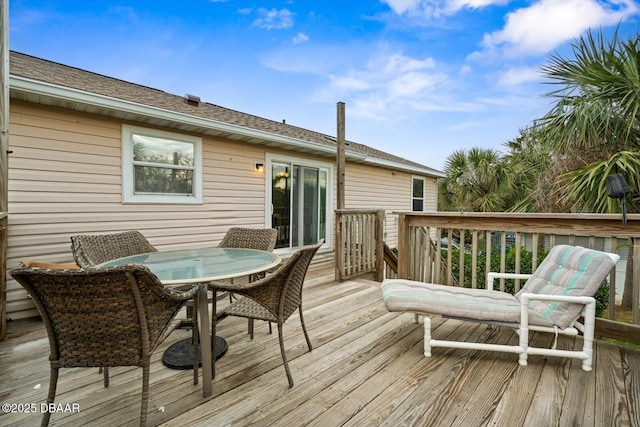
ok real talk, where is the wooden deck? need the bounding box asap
[1,254,639,426]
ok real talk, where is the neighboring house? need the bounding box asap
[4,51,444,321]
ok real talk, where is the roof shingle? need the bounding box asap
[9,51,443,176]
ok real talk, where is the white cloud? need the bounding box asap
[252,8,294,30]
[459,64,473,75]
[444,0,510,14]
[262,45,342,74]
[383,0,421,15]
[478,0,640,58]
[381,0,509,17]
[331,74,372,91]
[380,53,436,74]
[496,66,541,86]
[293,32,309,44]
[316,52,455,119]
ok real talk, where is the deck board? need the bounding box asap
[595,340,633,426]
[1,264,639,427]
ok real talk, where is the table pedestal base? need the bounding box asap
[162,337,228,370]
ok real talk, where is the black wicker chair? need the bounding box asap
[69,231,202,382]
[70,231,158,268]
[10,265,199,427]
[216,227,278,333]
[218,227,278,252]
[211,240,323,387]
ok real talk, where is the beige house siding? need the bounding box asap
[343,163,438,248]
[7,103,268,318]
[6,101,439,320]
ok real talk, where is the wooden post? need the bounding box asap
[336,102,345,210]
[0,0,9,340]
[633,237,639,324]
[375,209,385,281]
[335,102,345,283]
[334,210,343,282]
[397,213,408,279]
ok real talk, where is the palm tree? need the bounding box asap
[502,125,554,213]
[538,28,640,309]
[539,29,640,158]
[438,147,512,213]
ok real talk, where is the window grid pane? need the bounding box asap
[133,134,194,167]
[134,166,194,195]
[412,177,425,212]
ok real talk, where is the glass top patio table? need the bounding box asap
[96,247,281,398]
[97,247,281,285]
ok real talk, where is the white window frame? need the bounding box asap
[412,176,426,212]
[122,125,203,204]
[265,153,333,253]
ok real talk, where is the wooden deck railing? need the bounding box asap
[335,209,385,282]
[382,242,398,279]
[395,212,640,345]
[0,211,6,340]
[334,210,458,284]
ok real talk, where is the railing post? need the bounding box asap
[0,213,6,340]
[397,213,408,279]
[335,210,343,282]
[375,209,385,281]
[633,237,639,324]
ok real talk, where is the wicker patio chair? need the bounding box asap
[69,231,188,382]
[211,239,323,387]
[70,230,158,268]
[217,227,278,253]
[10,265,200,427]
[216,227,278,334]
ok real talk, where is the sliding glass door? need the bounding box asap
[270,159,330,250]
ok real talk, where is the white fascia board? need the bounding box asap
[363,156,445,178]
[11,76,370,161]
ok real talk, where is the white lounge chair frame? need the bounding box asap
[383,246,619,372]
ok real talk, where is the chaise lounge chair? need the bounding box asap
[381,245,619,371]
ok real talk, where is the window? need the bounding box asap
[122,125,202,204]
[412,177,425,211]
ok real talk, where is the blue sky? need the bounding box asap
[8,0,640,170]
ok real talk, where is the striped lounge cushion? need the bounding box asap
[381,280,523,324]
[515,245,616,329]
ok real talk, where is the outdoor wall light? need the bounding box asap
[254,162,265,173]
[606,173,632,226]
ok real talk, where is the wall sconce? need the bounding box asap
[254,162,265,173]
[606,173,632,226]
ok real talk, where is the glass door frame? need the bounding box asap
[265,153,333,253]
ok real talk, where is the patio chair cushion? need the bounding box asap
[515,245,616,329]
[382,280,523,324]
